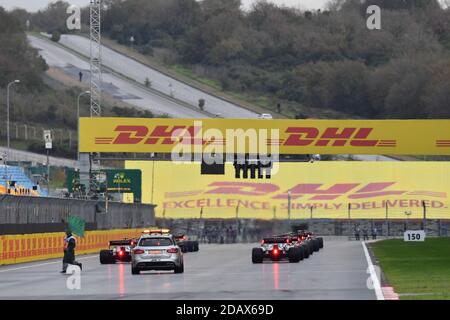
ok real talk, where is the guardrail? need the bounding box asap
[0,146,77,168]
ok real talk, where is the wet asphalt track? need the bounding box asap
[0,239,376,300]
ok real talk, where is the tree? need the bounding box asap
[33,1,71,34]
[51,31,61,42]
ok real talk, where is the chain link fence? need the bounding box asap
[0,122,77,147]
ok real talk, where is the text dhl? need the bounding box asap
[180,182,446,201]
[102,125,392,147]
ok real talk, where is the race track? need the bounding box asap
[0,239,376,300]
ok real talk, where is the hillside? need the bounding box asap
[98,0,450,119]
[11,0,450,120]
[0,8,154,159]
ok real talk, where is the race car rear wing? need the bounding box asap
[261,237,291,244]
[109,239,136,246]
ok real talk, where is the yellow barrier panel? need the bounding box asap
[0,228,152,266]
[126,161,450,220]
[80,118,450,155]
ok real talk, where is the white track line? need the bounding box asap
[0,255,97,273]
[362,241,385,300]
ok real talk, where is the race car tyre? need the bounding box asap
[193,241,199,252]
[174,263,184,274]
[288,247,301,263]
[131,266,140,275]
[301,244,310,259]
[186,241,194,252]
[180,244,187,253]
[317,237,324,249]
[298,245,305,260]
[252,248,264,263]
[100,250,115,264]
[307,241,314,256]
[313,239,320,252]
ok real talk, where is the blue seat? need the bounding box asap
[0,166,46,197]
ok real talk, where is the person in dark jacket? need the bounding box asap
[61,230,82,273]
[354,227,360,240]
[363,228,369,241]
[372,228,378,240]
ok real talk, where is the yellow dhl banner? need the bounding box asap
[0,228,147,266]
[125,161,450,220]
[80,118,450,155]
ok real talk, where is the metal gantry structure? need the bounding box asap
[89,0,102,117]
[79,0,103,197]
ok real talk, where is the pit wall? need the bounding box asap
[0,228,148,266]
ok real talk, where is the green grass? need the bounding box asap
[169,65,222,90]
[370,238,450,300]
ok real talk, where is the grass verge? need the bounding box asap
[370,238,450,300]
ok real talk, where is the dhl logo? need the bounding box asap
[164,182,446,201]
[96,125,214,145]
[95,125,397,148]
[283,127,396,147]
[436,140,450,148]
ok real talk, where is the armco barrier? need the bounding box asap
[0,228,149,266]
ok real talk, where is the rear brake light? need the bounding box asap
[167,248,178,254]
[118,250,124,256]
[133,249,144,255]
[272,245,279,255]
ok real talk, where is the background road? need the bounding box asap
[57,34,258,119]
[29,35,208,118]
[29,34,258,119]
[0,239,376,300]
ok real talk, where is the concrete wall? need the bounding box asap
[0,195,156,233]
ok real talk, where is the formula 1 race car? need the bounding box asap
[294,230,324,254]
[252,236,306,263]
[174,234,199,253]
[100,239,137,264]
[252,231,324,264]
[278,230,324,256]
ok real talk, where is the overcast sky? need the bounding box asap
[0,0,330,12]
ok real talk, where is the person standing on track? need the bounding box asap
[61,230,82,273]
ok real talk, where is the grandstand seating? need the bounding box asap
[0,165,46,197]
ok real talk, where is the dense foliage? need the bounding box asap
[0,7,154,158]
[99,0,450,118]
[5,0,450,119]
